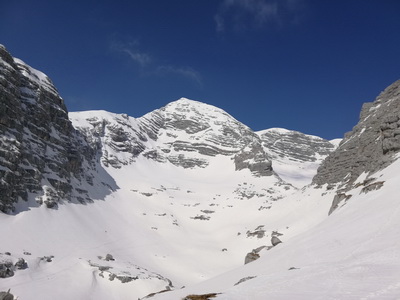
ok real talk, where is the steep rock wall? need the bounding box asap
[313,79,400,190]
[0,45,113,213]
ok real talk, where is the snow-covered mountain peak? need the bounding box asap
[163,97,234,119]
[71,98,275,177]
[158,97,251,137]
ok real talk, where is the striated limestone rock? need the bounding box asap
[71,98,275,177]
[244,246,266,264]
[271,236,282,246]
[257,128,337,187]
[0,45,115,213]
[0,290,14,300]
[258,128,336,163]
[313,79,400,191]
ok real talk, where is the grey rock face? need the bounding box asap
[244,246,265,265]
[313,79,400,190]
[234,276,257,286]
[328,193,352,215]
[0,260,14,278]
[244,251,260,264]
[105,254,115,261]
[14,258,27,269]
[246,225,266,238]
[0,45,115,213]
[0,291,14,300]
[244,246,267,264]
[257,128,337,186]
[271,236,282,246]
[258,128,336,163]
[156,99,273,176]
[233,142,273,176]
[71,98,275,177]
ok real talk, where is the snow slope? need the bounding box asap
[3,140,398,300]
[153,155,400,300]
[0,149,295,299]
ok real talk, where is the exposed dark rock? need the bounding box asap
[98,265,112,272]
[311,79,400,214]
[244,251,260,264]
[0,45,116,213]
[244,246,266,264]
[14,258,27,269]
[200,210,215,214]
[116,275,138,283]
[141,288,172,299]
[234,276,257,286]
[246,225,266,238]
[271,236,282,246]
[233,142,273,177]
[360,181,384,194]
[0,261,14,278]
[313,79,400,190]
[328,193,352,215]
[40,255,54,262]
[108,273,116,281]
[0,290,14,300]
[183,293,220,300]
[105,254,115,261]
[191,215,210,221]
[258,128,336,163]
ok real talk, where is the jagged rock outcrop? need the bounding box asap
[271,236,282,246]
[0,45,114,213]
[313,79,400,190]
[0,290,14,300]
[71,98,275,177]
[244,246,266,264]
[257,128,338,187]
[258,128,336,163]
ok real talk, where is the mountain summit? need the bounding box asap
[70,96,277,177]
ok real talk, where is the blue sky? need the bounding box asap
[1,0,400,139]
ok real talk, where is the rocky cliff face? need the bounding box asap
[257,128,338,187]
[313,79,400,190]
[0,45,114,213]
[258,128,336,163]
[70,98,274,177]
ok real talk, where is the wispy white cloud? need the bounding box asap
[110,39,202,87]
[215,0,303,32]
[121,48,152,66]
[110,40,152,66]
[155,65,203,87]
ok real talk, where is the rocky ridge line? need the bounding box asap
[313,79,400,190]
[70,98,275,177]
[0,45,114,212]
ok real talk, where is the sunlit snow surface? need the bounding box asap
[153,158,400,300]
[0,150,293,299]
[1,109,398,299]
